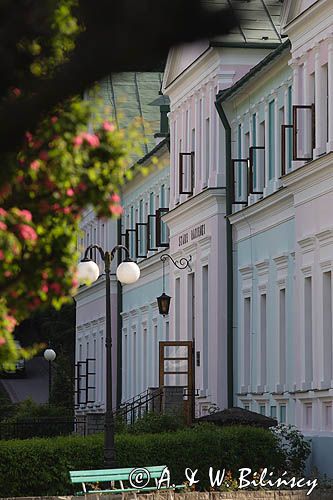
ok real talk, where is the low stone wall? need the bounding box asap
[1,490,332,500]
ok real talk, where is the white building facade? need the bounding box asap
[162,1,283,415]
[216,0,333,477]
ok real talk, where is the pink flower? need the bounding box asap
[16,224,38,241]
[5,315,17,331]
[73,135,83,147]
[41,283,48,293]
[109,204,123,216]
[4,270,12,277]
[0,250,4,260]
[0,221,7,231]
[39,150,49,161]
[12,88,21,97]
[50,282,62,295]
[51,116,58,124]
[42,271,48,280]
[66,188,74,196]
[0,337,6,347]
[0,208,7,217]
[111,193,121,203]
[30,160,40,171]
[18,209,32,222]
[72,278,79,288]
[84,133,100,148]
[103,121,115,132]
[63,207,71,214]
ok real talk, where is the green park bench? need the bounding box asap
[69,465,186,495]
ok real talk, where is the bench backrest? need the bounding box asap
[70,466,168,484]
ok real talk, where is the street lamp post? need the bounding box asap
[44,348,56,404]
[77,244,140,468]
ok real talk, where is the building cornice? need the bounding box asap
[163,187,226,226]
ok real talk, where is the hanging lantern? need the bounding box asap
[157,292,171,316]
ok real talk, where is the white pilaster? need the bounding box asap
[327,38,333,152]
[314,45,325,157]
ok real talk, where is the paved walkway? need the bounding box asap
[0,357,49,404]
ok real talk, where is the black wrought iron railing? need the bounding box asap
[114,387,163,425]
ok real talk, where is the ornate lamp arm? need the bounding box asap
[160,253,192,271]
[82,244,105,261]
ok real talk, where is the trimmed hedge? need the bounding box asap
[0,425,286,497]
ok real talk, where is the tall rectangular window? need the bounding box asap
[142,327,147,391]
[252,113,257,188]
[287,86,292,171]
[202,265,209,389]
[280,404,286,423]
[268,100,275,180]
[149,192,155,248]
[237,123,242,197]
[260,294,267,387]
[259,405,266,416]
[100,335,104,402]
[323,271,332,382]
[324,403,332,430]
[175,278,180,340]
[279,289,286,386]
[270,406,277,419]
[132,331,137,396]
[305,403,312,430]
[244,297,251,386]
[304,276,313,384]
[124,333,128,399]
[188,273,195,341]
[130,206,134,258]
[192,128,195,152]
[153,324,158,385]
[323,64,328,144]
[205,118,210,186]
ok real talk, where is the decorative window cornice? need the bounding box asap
[255,260,270,277]
[239,265,253,281]
[298,235,316,253]
[316,229,333,247]
[301,265,312,277]
[320,260,332,272]
[273,254,289,271]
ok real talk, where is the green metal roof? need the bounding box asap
[203,0,284,45]
[97,72,164,159]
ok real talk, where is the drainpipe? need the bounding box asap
[215,94,233,409]
[116,217,123,407]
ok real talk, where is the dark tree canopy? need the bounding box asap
[0,0,236,152]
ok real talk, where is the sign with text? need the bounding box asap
[178,223,206,247]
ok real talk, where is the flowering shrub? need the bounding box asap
[0,98,144,367]
[270,423,311,476]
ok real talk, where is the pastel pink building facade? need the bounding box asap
[163,36,279,415]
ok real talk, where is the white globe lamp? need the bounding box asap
[44,348,56,362]
[77,259,100,285]
[116,261,140,284]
